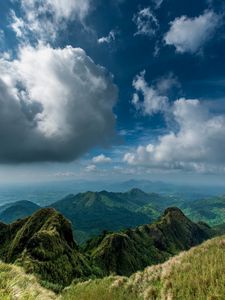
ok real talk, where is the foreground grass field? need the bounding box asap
[1,234,225,299]
[62,234,225,300]
[0,262,56,300]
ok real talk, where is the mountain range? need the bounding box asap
[0,206,214,289]
[0,187,224,299]
[2,232,225,300]
[1,189,225,245]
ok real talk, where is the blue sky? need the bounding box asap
[0,0,225,184]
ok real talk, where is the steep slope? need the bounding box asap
[50,190,158,243]
[0,208,92,287]
[2,232,224,300]
[0,200,40,223]
[0,207,217,299]
[85,207,212,276]
[62,234,225,300]
[0,261,56,300]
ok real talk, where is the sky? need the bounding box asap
[0,0,225,185]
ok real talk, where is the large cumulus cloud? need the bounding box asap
[0,44,117,163]
[124,98,225,172]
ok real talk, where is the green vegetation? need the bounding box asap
[3,189,225,245]
[181,195,225,227]
[2,234,225,299]
[60,277,139,300]
[50,189,157,243]
[85,207,213,276]
[0,206,213,290]
[62,234,225,300]
[0,200,40,223]
[0,204,223,299]
[0,261,56,299]
[0,208,92,288]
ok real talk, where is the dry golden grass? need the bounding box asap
[0,261,57,300]
[117,235,225,299]
[61,235,225,300]
[1,235,225,300]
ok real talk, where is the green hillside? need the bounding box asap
[181,195,225,226]
[50,189,160,243]
[85,207,212,276]
[0,200,40,223]
[0,206,213,290]
[3,189,215,245]
[1,233,225,299]
[0,208,92,288]
[0,206,221,300]
[62,234,225,300]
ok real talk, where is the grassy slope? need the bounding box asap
[0,261,56,300]
[62,234,225,300]
[2,234,225,299]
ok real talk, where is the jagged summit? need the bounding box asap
[0,205,214,288]
[163,206,185,215]
[0,208,91,286]
[128,187,147,194]
[86,206,213,276]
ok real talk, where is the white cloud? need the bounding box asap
[164,10,220,53]
[0,44,117,163]
[124,98,225,172]
[10,0,91,42]
[132,71,170,115]
[98,30,118,44]
[10,11,26,38]
[92,154,112,163]
[152,0,164,9]
[85,164,97,172]
[155,73,180,94]
[133,7,159,37]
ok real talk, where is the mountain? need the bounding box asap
[85,207,213,276]
[1,232,224,300]
[108,179,176,193]
[50,189,160,243]
[0,208,92,287]
[0,200,40,223]
[180,195,225,226]
[62,234,225,300]
[0,206,215,298]
[2,189,223,245]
